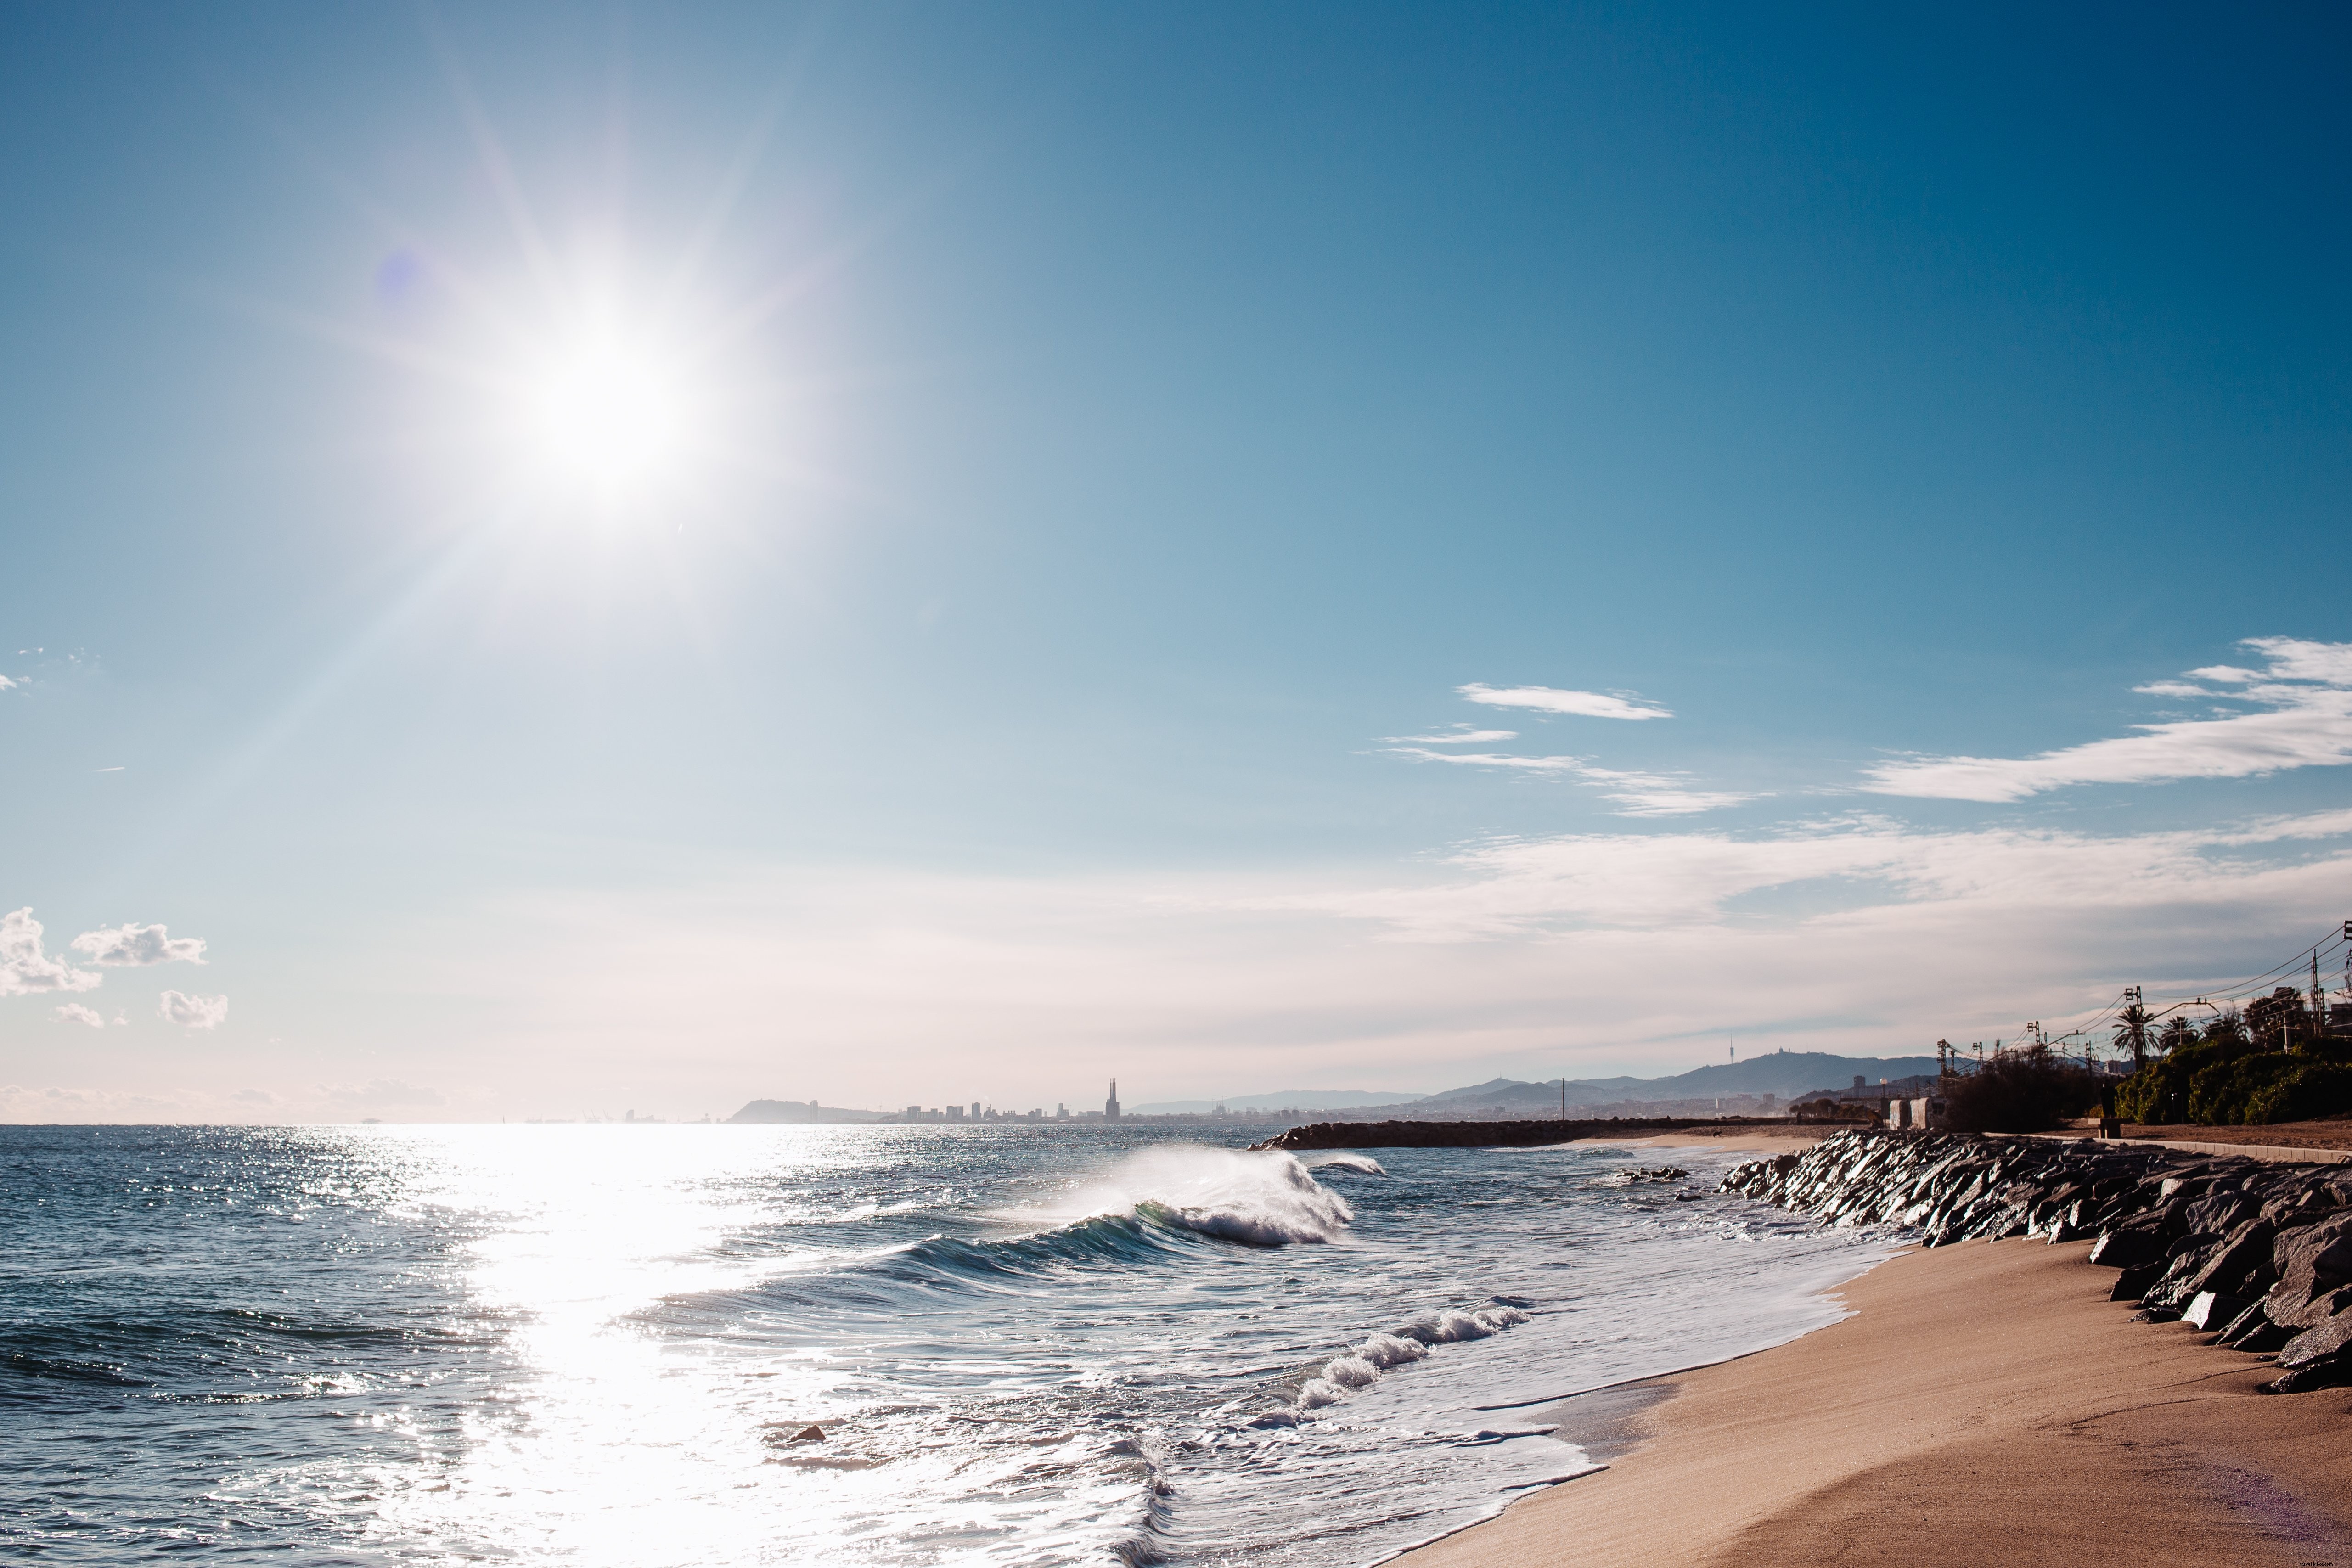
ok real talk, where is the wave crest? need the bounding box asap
[1293,1300,1529,1410]
[1025,1146,1353,1248]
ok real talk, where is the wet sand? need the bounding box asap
[1587,1128,1826,1154]
[1402,1237,2352,1568]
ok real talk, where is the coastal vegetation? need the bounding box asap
[2113,987,2352,1126]
[1935,1045,2098,1136]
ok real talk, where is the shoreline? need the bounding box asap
[1401,1236,2352,1567]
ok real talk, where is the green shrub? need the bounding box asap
[2116,1034,2261,1123]
[2244,1063,2352,1124]
[2187,1053,2301,1124]
[2116,1034,2352,1125]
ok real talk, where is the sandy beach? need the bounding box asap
[1405,1236,2352,1568]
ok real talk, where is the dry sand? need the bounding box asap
[1403,1238,2352,1568]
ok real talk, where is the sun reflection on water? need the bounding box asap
[360,1126,856,1565]
[331,1125,1137,1567]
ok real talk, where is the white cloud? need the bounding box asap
[1384,748,1755,816]
[1457,683,1673,721]
[0,909,101,996]
[1382,727,1519,744]
[1254,805,2352,944]
[71,922,207,967]
[356,812,2352,1116]
[1863,638,2352,801]
[0,674,17,691]
[53,1003,105,1028]
[158,991,229,1031]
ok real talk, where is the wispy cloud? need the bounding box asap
[1384,748,1755,816]
[53,1003,105,1028]
[71,922,207,966]
[1457,683,1673,721]
[1260,805,2352,940]
[0,909,101,996]
[158,991,229,1031]
[1863,638,2352,801]
[1381,727,1519,744]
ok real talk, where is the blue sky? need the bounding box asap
[6,2,2352,1120]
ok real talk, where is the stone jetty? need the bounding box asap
[1722,1129,2352,1392]
[1251,1116,1737,1151]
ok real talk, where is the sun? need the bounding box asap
[510,326,699,501]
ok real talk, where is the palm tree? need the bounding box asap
[2112,1002,2152,1069]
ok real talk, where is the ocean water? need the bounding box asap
[0,1125,1887,1565]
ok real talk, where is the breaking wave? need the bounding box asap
[1293,1301,1530,1411]
[1017,1145,1353,1248]
[1300,1152,1385,1175]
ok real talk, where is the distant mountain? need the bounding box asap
[1369,1053,1951,1113]
[728,1099,888,1124]
[1127,1089,1423,1115]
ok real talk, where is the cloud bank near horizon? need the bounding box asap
[6,798,2309,1123]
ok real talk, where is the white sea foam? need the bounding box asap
[1019,1146,1353,1247]
[1301,1152,1386,1175]
[1293,1302,1525,1410]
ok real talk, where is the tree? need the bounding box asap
[2155,1016,2196,1055]
[2112,1002,2152,1069]
[2245,988,2307,1050]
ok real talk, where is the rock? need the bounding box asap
[2268,1214,2352,1314]
[2136,1233,2225,1318]
[2181,1290,2248,1331]
[2272,1283,2352,1332]
[2110,1261,2163,1302]
[2274,1305,2352,1377]
[791,1425,826,1442]
[2185,1220,2277,1300]
[2088,1222,2164,1270]
[2183,1188,2260,1238]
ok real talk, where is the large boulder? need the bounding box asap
[2186,1219,2278,1300]
[2141,1233,2226,1318]
[2181,1290,2248,1331]
[2267,1214,2352,1318]
[2088,1219,2165,1270]
[2183,1187,2261,1238]
[2268,1304,2352,1393]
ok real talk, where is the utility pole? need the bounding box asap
[2315,949,2328,1037]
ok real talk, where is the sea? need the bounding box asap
[0,1124,1889,1566]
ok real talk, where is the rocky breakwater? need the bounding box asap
[1722,1130,2352,1393]
[1252,1117,1721,1152]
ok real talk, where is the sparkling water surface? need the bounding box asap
[0,1124,1886,1565]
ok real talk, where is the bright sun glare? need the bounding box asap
[512,328,698,500]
